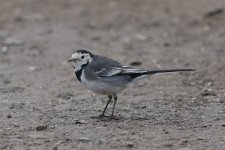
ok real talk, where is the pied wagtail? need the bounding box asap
[68,49,194,119]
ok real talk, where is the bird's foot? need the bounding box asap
[98,114,108,119]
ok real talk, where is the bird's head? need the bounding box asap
[68,49,93,71]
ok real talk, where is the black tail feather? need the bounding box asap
[145,69,195,74]
[129,69,195,79]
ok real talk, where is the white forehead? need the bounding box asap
[72,52,90,58]
[72,52,79,58]
[72,52,85,58]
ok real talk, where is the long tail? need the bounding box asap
[145,69,195,75]
[129,69,195,79]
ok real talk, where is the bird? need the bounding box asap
[68,49,194,119]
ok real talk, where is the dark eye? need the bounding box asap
[81,56,84,59]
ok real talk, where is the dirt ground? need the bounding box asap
[0,0,225,149]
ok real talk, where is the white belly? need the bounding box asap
[80,71,124,95]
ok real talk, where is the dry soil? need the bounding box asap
[0,0,225,150]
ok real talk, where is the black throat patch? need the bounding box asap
[75,63,88,83]
[75,69,82,82]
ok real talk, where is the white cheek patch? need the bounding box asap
[85,54,93,63]
[73,62,82,71]
[71,52,92,71]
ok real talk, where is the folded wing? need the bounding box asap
[97,66,194,79]
[97,66,150,78]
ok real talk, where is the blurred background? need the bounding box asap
[0,0,225,149]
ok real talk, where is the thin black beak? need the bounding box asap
[68,58,75,62]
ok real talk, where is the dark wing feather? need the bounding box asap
[83,55,123,80]
[97,66,149,78]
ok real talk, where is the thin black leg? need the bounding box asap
[110,95,117,118]
[101,95,112,117]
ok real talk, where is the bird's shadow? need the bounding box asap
[90,114,156,122]
[91,114,126,122]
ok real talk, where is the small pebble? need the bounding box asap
[202,124,210,128]
[79,137,90,143]
[74,120,87,124]
[181,140,189,144]
[28,66,37,72]
[207,82,213,86]
[190,82,196,86]
[120,131,128,135]
[98,139,104,145]
[135,33,147,41]
[196,135,207,140]
[7,114,12,118]
[164,42,170,47]
[4,37,24,46]
[204,8,224,18]
[210,98,220,103]
[36,125,48,131]
[52,146,58,150]
[126,141,134,148]
[3,79,10,84]
[201,88,216,96]
[1,46,8,53]
[165,131,169,134]
[129,61,142,66]
[13,123,20,127]
[65,138,71,141]
[164,144,173,148]
[52,142,61,150]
